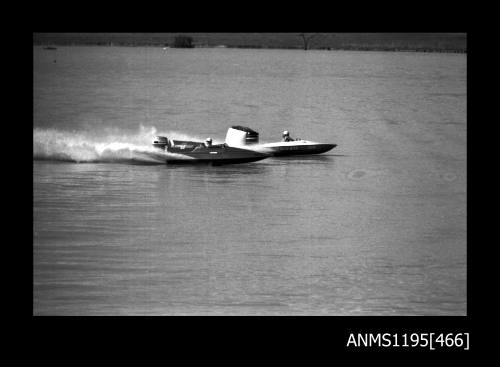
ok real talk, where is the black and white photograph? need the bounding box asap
[33,33,467,319]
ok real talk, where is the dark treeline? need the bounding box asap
[172,35,194,48]
[33,33,467,53]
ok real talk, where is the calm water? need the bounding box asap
[33,46,466,315]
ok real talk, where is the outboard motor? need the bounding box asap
[225,126,259,146]
[152,136,169,150]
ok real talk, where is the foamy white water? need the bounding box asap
[33,126,219,163]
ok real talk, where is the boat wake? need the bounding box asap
[33,126,207,164]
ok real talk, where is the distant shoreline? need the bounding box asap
[33,33,467,54]
[34,44,466,54]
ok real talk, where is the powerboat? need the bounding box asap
[152,136,269,165]
[225,126,336,156]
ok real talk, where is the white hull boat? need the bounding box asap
[225,126,336,156]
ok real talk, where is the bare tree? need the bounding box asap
[299,33,318,50]
[173,35,194,48]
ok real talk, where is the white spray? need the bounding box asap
[33,126,216,164]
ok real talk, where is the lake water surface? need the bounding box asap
[33,46,466,315]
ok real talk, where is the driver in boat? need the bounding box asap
[282,131,295,142]
[204,137,213,147]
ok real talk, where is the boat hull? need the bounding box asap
[164,142,269,165]
[166,155,268,165]
[234,142,337,156]
[265,143,337,156]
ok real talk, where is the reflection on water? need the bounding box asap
[165,161,269,175]
[163,162,270,187]
[266,155,334,165]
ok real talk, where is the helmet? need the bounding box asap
[282,130,289,137]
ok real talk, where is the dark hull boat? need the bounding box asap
[225,126,336,156]
[152,136,269,165]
